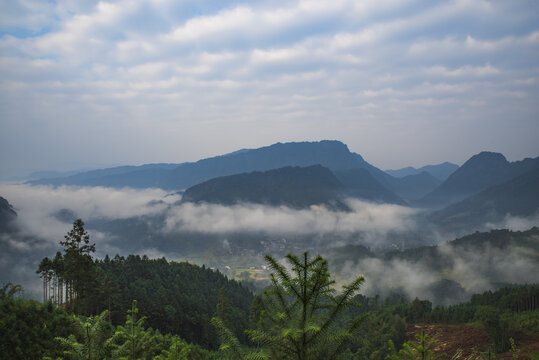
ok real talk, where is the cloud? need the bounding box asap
[2,183,537,301]
[163,199,418,237]
[485,212,539,232]
[332,232,539,305]
[0,184,180,243]
[0,0,538,177]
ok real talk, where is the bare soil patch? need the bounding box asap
[406,324,539,359]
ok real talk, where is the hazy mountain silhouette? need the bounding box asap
[27,142,536,211]
[29,141,410,196]
[417,152,539,208]
[428,166,539,232]
[28,163,180,188]
[181,165,350,210]
[163,140,370,190]
[384,172,441,201]
[385,162,458,181]
[332,168,407,205]
[0,196,17,233]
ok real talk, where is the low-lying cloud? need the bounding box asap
[2,184,537,302]
[164,199,418,236]
[0,184,180,243]
[331,233,539,306]
[486,212,539,232]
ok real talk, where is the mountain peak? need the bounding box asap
[418,151,538,207]
[465,151,507,166]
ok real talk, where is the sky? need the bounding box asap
[1,0,538,178]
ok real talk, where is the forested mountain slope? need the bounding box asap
[181,165,407,209]
[181,165,350,210]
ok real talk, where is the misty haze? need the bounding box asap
[1,1,538,359]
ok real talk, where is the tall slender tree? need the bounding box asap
[37,219,97,312]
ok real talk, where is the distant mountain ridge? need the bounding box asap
[385,162,458,181]
[26,142,539,213]
[417,152,539,208]
[28,140,410,194]
[163,140,368,190]
[428,165,539,232]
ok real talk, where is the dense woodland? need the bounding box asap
[1,219,538,359]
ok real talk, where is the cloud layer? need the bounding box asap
[1,183,537,301]
[1,0,539,177]
[164,199,417,236]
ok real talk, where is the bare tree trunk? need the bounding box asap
[43,278,46,303]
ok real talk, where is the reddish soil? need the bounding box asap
[406,324,539,359]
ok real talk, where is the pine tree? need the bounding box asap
[54,310,115,360]
[213,252,367,360]
[249,295,265,329]
[154,335,191,360]
[396,331,446,360]
[60,219,96,313]
[112,300,152,360]
[215,287,233,331]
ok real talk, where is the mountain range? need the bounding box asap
[428,165,539,232]
[24,140,539,225]
[385,162,459,181]
[28,140,448,201]
[417,151,539,208]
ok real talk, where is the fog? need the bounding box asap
[486,212,539,232]
[1,184,537,303]
[0,184,420,247]
[164,199,418,237]
[334,242,539,306]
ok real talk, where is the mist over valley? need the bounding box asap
[2,140,538,306]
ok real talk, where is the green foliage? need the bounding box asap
[253,252,366,359]
[0,295,74,359]
[60,219,95,256]
[37,219,98,314]
[0,282,23,300]
[95,254,253,348]
[211,317,267,360]
[249,295,265,329]
[470,285,539,312]
[509,337,520,360]
[396,331,446,360]
[213,252,367,360]
[153,336,191,360]
[501,310,539,333]
[37,227,254,349]
[215,287,233,333]
[54,310,114,360]
[111,300,154,359]
[352,312,406,360]
[474,306,510,353]
[409,298,432,322]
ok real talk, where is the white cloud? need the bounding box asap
[0,184,180,242]
[1,0,538,176]
[425,64,501,77]
[163,199,417,236]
